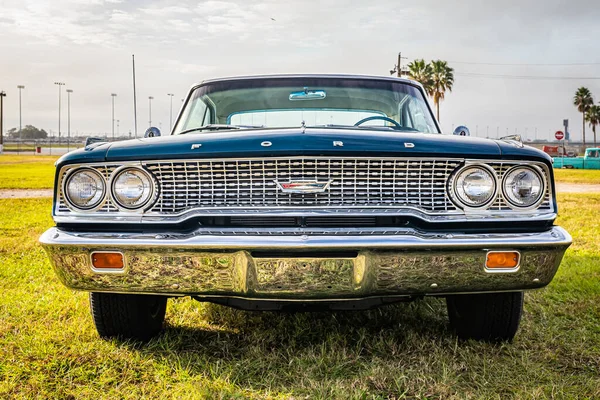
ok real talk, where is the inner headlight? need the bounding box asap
[111,168,154,210]
[503,167,544,207]
[65,168,105,210]
[453,166,496,208]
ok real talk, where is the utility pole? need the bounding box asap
[390,52,407,77]
[66,89,73,152]
[132,54,138,138]
[167,93,174,130]
[111,93,117,141]
[17,85,24,154]
[54,82,65,144]
[148,96,154,127]
[0,91,5,152]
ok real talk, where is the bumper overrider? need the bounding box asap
[39,226,572,300]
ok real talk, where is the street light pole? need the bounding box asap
[167,93,174,131]
[116,119,120,137]
[0,91,5,153]
[17,85,24,154]
[66,89,73,152]
[148,96,154,127]
[111,93,117,141]
[54,82,65,145]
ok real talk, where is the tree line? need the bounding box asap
[574,87,599,147]
[406,59,454,122]
[7,125,48,139]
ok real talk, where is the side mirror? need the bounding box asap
[453,126,470,136]
[144,127,161,138]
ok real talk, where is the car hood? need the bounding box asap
[101,128,507,161]
[57,128,550,166]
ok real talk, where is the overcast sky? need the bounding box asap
[1,0,599,141]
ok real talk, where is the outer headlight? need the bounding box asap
[64,168,106,210]
[452,165,496,208]
[111,167,154,210]
[503,166,544,208]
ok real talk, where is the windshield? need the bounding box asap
[173,77,439,134]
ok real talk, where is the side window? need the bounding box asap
[589,150,599,158]
[405,97,435,133]
[179,97,210,131]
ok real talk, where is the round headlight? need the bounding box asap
[453,166,496,208]
[111,168,154,210]
[503,167,544,208]
[65,168,105,210]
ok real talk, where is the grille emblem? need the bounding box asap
[274,180,333,193]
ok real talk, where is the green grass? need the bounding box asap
[0,155,58,189]
[0,194,599,398]
[553,169,600,184]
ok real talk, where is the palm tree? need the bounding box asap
[573,87,593,146]
[585,104,600,147]
[407,59,433,94]
[429,60,454,122]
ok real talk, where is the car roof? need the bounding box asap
[196,74,424,90]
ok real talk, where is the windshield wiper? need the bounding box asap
[179,124,244,135]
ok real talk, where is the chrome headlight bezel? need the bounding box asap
[502,165,546,210]
[63,167,107,211]
[109,166,157,211]
[449,164,498,210]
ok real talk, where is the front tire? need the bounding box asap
[446,292,523,342]
[89,293,167,341]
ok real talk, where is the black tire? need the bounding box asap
[89,292,167,341]
[446,292,523,342]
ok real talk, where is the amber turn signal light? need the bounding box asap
[485,251,520,270]
[91,252,124,270]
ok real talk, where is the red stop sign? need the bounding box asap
[555,131,564,140]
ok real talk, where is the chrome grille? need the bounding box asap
[143,158,462,214]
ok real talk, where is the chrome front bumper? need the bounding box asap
[39,226,572,299]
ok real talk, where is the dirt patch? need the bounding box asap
[0,189,53,199]
[555,183,600,193]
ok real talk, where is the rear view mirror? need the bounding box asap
[289,88,326,101]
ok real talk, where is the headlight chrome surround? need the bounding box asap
[449,164,498,210]
[502,166,546,209]
[63,167,107,211]
[109,166,157,211]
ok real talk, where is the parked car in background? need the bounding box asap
[553,147,600,169]
[542,145,576,158]
[40,74,571,343]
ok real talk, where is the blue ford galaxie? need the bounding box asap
[40,75,571,342]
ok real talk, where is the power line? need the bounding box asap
[455,72,600,80]
[448,60,600,66]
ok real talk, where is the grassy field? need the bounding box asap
[0,155,59,189]
[0,194,598,398]
[553,168,600,184]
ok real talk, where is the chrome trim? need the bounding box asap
[448,163,498,211]
[108,165,158,212]
[62,167,107,212]
[40,226,571,297]
[41,226,571,250]
[274,179,334,194]
[484,250,521,274]
[501,165,547,211]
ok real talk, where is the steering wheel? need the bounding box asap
[354,116,401,128]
